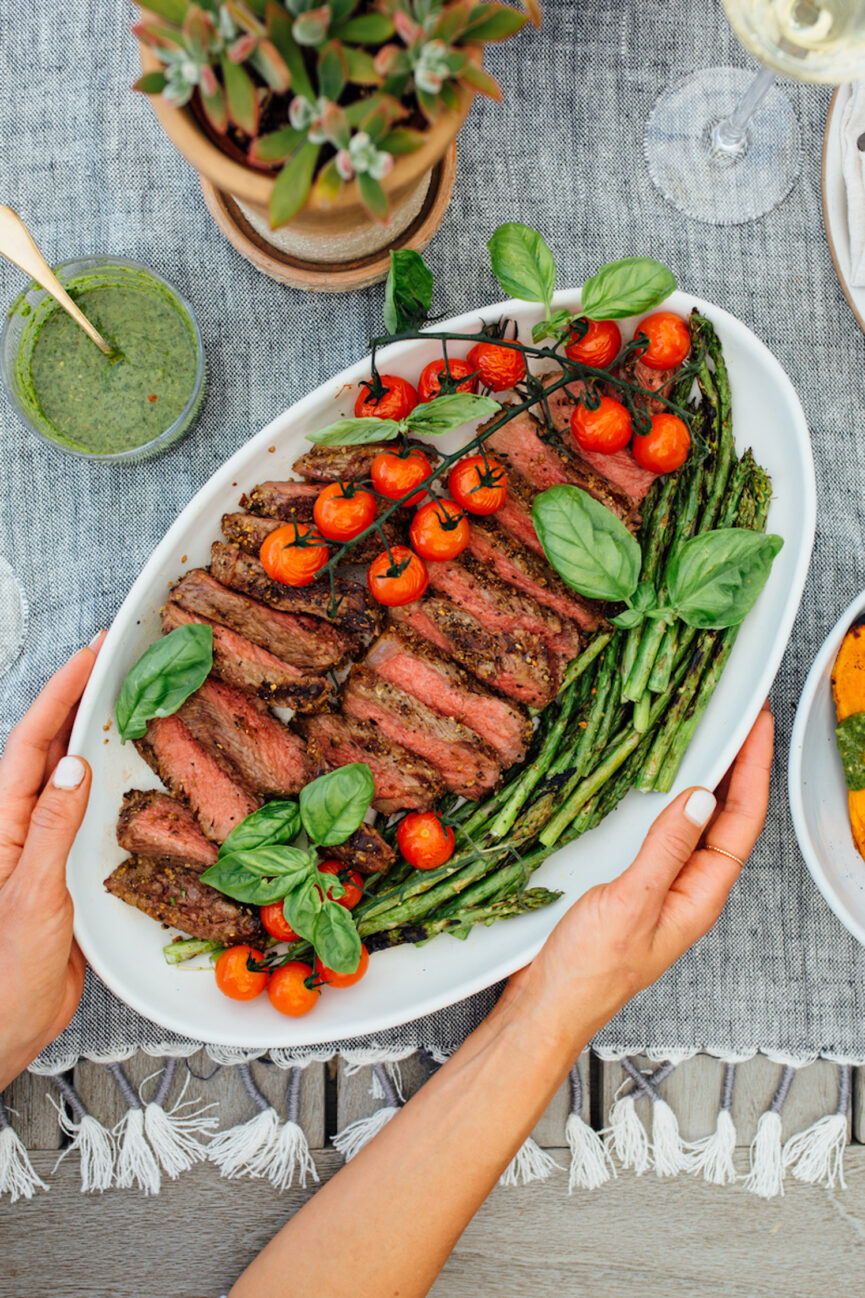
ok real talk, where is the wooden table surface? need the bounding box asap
[4,1051,865,1296]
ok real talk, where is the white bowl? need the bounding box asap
[789,592,865,945]
[68,287,816,1047]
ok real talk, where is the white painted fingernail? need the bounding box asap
[53,756,86,790]
[88,631,105,650]
[684,788,716,827]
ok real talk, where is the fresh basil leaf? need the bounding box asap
[383,248,434,334]
[115,624,213,742]
[532,485,642,602]
[299,762,376,846]
[313,900,362,973]
[487,223,556,314]
[532,308,572,344]
[610,607,645,629]
[580,257,677,321]
[837,712,865,792]
[218,800,301,858]
[665,529,784,629]
[283,877,324,942]
[201,845,313,905]
[405,392,500,437]
[308,416,400,446]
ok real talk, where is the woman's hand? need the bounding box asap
[506,703,775,1047]
[0,639,102,1091]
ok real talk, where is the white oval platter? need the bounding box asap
[68,287,816,1047]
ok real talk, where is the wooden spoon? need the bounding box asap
[0,207,114,356]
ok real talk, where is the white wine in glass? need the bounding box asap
[645,0,865,225]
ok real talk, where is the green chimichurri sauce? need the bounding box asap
[22,276,199,455]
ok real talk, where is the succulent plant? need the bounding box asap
[134,0,539,227]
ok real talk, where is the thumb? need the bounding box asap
[618,786,717,909]
[14,755,92,897]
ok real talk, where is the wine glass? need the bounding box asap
[645,0,865,226]
[0,557,28,676]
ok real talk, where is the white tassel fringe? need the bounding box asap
[690,1109,738,1186]
[743,1110,784,1199]
[783,1114,848,1190]
[499,1137,562,1187]
[651,1098,695,1177]
[333,1106,399,1162]
[113,1109,161,1195]
[565,1113,615,1191]
[208,1107,280,1180]
[0,1125,48,1202]
[51,1101,114,1193]
[144,1095,217,1179]
[247,1119,319,1191]
[604,1094,651,1176]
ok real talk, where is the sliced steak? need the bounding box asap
[494,469,546,558]
[466,517,605,632]
[105,856,263,944]
[211,542,380,639]
[292,440,437,483]
[330,825,396,876]
[170,568,350,672]
[423,554,580,681]
[162,600,331,712]
[222,509,406,567]
[612,354,681,416]
[341,667,501,799]
[116,789,218,869]
[486,405,641,528]
[365,627,531,767]
[179,677,310,799]
[389,597,555,708]
[241,479,320,519]
[542,370,660,501]
[135,714,260,843]
[298,711,444,813]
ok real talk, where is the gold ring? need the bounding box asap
[705,845,746,868]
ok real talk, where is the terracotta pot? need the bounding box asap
[138,43,473,266]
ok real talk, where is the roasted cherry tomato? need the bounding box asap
[466,341,526,391]
[267,961,319,1017]
[565,317,622,369]
[632,413,691,474]
[367,545,428,606]
[448,454,507,515]
[215,945,268,1001]
[259,522,328,587]
[313,481,376,542]
[317,859,364,910]
[370,447,433,508]
[354,374,418,420]
[397,811,455,870]
[260,904,299,943]
[570,395,632,455]
[417,357,478,402]
[635,312,691,371]
[316,945,370,989]
[409,498,470,561]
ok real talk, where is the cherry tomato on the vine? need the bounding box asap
[354,374,418,420]
[565,317,622,369]
[215,946,268,1001]
[635,312,691,371]
[313,481,377,542]
[397,811,455,870]
[316,945,370,989]
[260,904,299,943]
[632,413,691,474]
[370,447,433,508]
[409,498,470,561]
[259,522,328,587]
[367,545,428,606]
[317,859,364,910]
[267,962,319,1017]
[417,357,478,402]
[570,395,632,455]
[448,455,508,515]
[466,341,526,391]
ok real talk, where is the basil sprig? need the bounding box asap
[310,391,500,446]
[383,248,434,334]
[201,764,375,974]
[487,223,556,316]
[115,624,213,742]
[580,257,677,321]
[533,485,783,631]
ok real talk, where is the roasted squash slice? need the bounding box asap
[832,624,865,860]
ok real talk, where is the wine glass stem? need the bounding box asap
[711,66,778,157]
